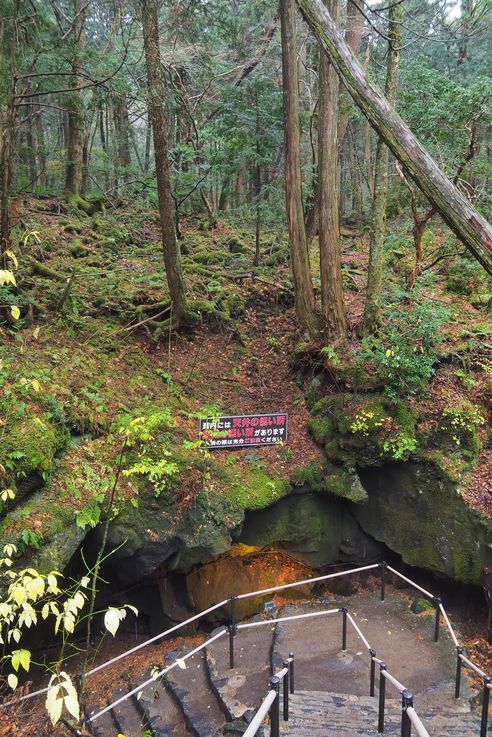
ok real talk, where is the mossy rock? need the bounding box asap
[239,493,381,568]
[410,597,434,614]
[309,393,418,467]
[68,195,95,215]
[63,220,84,234]
[227,237,248,254]
[0,415,69,482]
[68,239,90,258]
[98,487,244,584]
[225,464,291,511]
[470,293,492,307]
[356,461,492,584]
[289,459,367,503]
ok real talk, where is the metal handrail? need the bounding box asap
[439,602,460,647]
[346,611,371,651]
[235,563,380,600]
[381,668,406,694]
[460,653,489,679]
[242,657,294,737]
[386,567,435,601]
[3,557,490,731]
[237,607,340,630]
[86,628,227,724]
[407,706,431,737]
[242,690,277,737]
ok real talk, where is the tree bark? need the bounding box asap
[297,0,492,275]
[35,105,47,190]
[112,94,132,183]
[280,0,319,336]
[142,0,188,326]
[337,0,364,151]
[0,6,17,259]
[362,0,402,334]
[65,0,86,194]
[318,0,346,341]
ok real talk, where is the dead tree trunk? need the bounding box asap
[297,0,492,275]
[141,0,188,326]
[280,0,319,336]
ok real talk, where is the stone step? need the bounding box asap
[206,621,275,721]
[107,684,148,737]
[89,709,119,737]
[136,669,194,737]
[164,646,228,737]
[281,690,482,737]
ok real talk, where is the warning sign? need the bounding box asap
[199,413,288,449]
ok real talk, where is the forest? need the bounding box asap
[0,0,491,734]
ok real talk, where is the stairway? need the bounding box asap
[86,591,484,737]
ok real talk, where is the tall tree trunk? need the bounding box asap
[337,0,364,150]
[141,0,188,326]
[144,106,152,175]
[297,0,492,275]
[98,99,110,190]
[0,6,17,259]
[280,0,319,336]
[35,105,47,190]
[318,0,346,341]
[65,0,86,194]
[254,96,261,266]
[362,1,402,334]
[25,98,37,187]
[113,94,132,183]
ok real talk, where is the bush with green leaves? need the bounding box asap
[356,295,450,400]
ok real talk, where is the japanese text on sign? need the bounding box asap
[199,413,288,449]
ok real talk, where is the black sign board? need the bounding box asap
[199,412,288,449]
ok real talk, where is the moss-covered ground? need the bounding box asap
[1,197,491,575]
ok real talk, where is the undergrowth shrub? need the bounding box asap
[357,292,450,400]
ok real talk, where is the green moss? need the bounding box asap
[68,194,94,215]
[0,415,69,480]
[69,239,90,258]
[227,236,248,254]
[225,464,290,511]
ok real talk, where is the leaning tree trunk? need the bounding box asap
[362,0,402,335]
[141,0,188,326]
[296,0,492,275]
[318,0,346,341]
[280,0,319,337]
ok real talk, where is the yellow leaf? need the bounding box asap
[10,306,20,320]
[7,673,18,690]
[30,379,41,393]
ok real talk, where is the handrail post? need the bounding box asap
[433,596,441,643]
[228,596,237,669]
[289,652,295,694]
[369,649,376,697]
[401,690,413,737]
[228,624,235,670]
[455,646,463,699]
[270,676,280,737]
[480,676,491,737]
[380,561,386,602]
[341,607,348,651]
[378,662,387,733]
[283,661,290,721]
